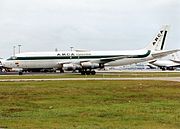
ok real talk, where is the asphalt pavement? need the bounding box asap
[0,77,180,82]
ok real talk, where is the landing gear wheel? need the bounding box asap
[81,71,85,75]
[91,71,96,75]
[60,69,64,73]
[18,71,23,75]
[86,71,91,75]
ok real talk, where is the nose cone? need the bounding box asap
[0,59,8,67]
[0,59,4,69]
[0,59,3,66]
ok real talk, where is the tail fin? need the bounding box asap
[145,25,169,51]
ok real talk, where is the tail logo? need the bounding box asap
[153,30,163,46]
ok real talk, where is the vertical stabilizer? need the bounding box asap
[145,25,169,51]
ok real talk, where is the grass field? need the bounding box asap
[0,80,180,129]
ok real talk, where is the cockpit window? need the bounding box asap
[7,56,17,60]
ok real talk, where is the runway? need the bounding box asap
[0,77,180,82]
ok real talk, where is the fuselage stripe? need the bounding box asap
[7,50,151,61]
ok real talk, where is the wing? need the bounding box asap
[152,49,180,59]
[96,50,151,64]
[57,55,138,66]
[56,49,179,65]
[57,50,152,65]
[99,55,134,64]
[77,55,140,65]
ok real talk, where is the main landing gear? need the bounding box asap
[60,69,64,73]
[80,70,96,75]
[18,71,23,75]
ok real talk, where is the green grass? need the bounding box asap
[0,72,180,79]
[0,80,180,129]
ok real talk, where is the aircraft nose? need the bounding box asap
[0,60,3,66]
[0,59,6,67]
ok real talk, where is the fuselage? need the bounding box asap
[2,49,153,69]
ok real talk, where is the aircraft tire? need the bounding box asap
[18,71,23,75]
[91,71,96,75]
[81,71,85,75]
[60,69,64,73]
[86,71,91,75]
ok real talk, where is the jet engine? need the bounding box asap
[80,62,104,69]
[63,64,81,71]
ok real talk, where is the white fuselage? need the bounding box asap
[2,49,154,70]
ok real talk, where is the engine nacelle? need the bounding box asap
[81,62,104,69]
[63,64,81,71]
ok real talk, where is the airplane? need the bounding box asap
[148,53,180,70]
[0,25,179,75]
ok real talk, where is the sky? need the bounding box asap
[0,0,179,58]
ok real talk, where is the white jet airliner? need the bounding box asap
[1,25,179,75]
[149,53,180,70]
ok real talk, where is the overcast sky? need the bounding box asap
[0,0,179,57]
